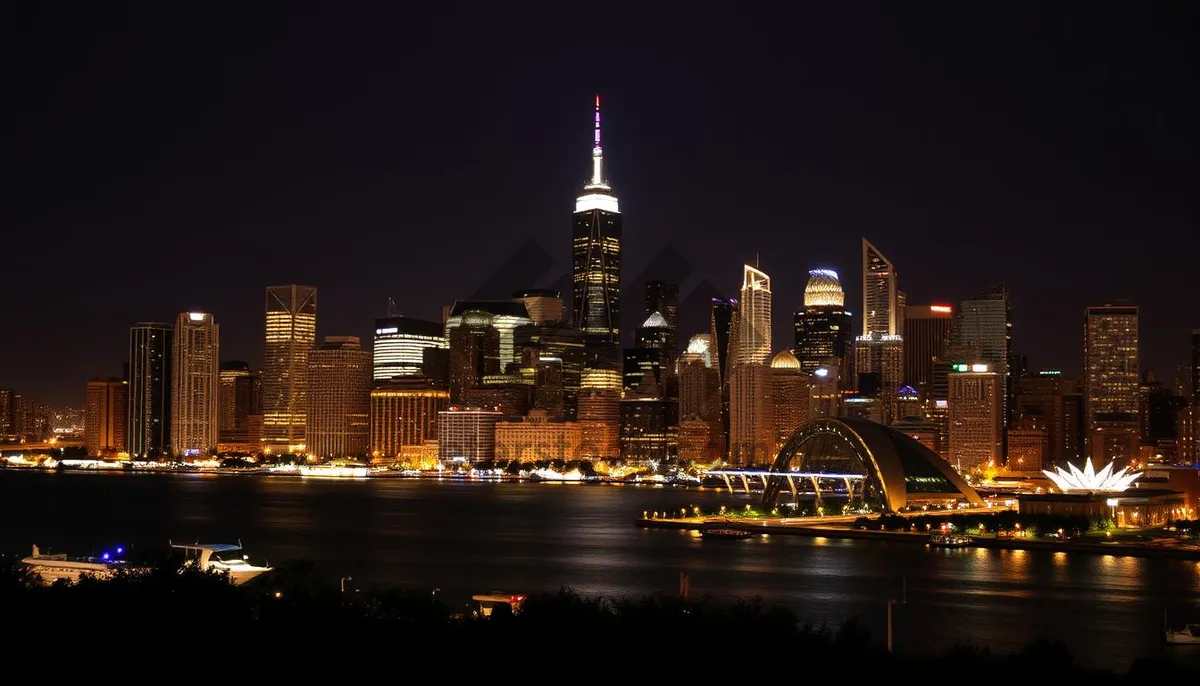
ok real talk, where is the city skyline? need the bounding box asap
[7,5,1199,405]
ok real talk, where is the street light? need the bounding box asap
[341,576,352,593]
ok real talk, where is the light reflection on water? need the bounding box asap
[2,470,1200,673]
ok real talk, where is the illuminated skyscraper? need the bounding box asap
[128,322,173,458]
[862,238,898,337]
[307,336,371,459]
[1083,304,1139,434]
[373,316,446,382]
[572,96,621,343]
[729,264,773,463]
[948,364,1002,473]
[856,239,904,423]
[85,378,126,457]
[263,285,317,453]
[793,269,853,376]
[768,350,808,454]
[171,311,219,457]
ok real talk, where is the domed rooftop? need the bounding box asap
[804,269,845,308]
[641,311,669,329]
[770,349,801,369]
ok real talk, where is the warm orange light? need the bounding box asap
[930,305,952,313]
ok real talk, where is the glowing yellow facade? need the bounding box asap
[262,285,317,453]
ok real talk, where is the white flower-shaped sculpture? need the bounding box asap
[1042,458,1142,493]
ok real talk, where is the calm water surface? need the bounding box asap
[3,470,1200,672]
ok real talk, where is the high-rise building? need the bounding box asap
[618,371,678,462]
[624,312,670,394]
[448,311,501,403]
[862,238,899,337]
[793,269,853,376]
[729,265,773,464]
[513,325,586,420]
[128,322,173,459]
[512,289,565,327]
[1191,330,1200,465]
[307,336,371,459]
[1016,372,1083,466]
[438,408,503,463]
[903,304,953,391]
[171,311,219,457]
[644,281,679,361]
[768,350,808,454]
[710,297,737,456]
[678,335,721,421]
[263,285,317,453]
[572,96,621,343]
[218,361,255,448]
[0,389,14,439]
[444,301,532,370]
[85,378,126,457]
[856,239,904,423]
[373,316,446,382]
[948,364,1002,473]
[369,378,449,459]
[951,284,1013,430]
[1083,304,1139,437]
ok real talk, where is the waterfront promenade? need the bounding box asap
[638,512,1200,561]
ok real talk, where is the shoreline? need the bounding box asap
[638,517,1200,561]
[0,465,701,486]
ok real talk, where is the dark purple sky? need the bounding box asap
[5,4,1198,406]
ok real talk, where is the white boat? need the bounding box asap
[21,544,133,585]
[170,541,272,585]
[1165,611,1200,644]
[298,465,370,478]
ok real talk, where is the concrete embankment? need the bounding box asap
[637,518,1200,560]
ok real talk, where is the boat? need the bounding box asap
[472,593,527,618]
[21,544,135,585]
[1165,611,1200,644]
[700,528,753,540]
[929,532,973,548]
[170,541,273,585]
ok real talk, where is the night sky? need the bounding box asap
[6,4,1198,406]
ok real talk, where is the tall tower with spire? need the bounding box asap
[572,95,622,347]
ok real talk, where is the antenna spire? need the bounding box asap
[588,94,606,187]
[387,297,397,317]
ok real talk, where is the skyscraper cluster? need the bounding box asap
[13,96,1195,481]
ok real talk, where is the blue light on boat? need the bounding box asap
[116,547,124,554]
[102,552,110,560]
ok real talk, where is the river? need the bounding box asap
[2,469,1199,672]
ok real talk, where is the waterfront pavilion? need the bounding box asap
[756,417,984,513]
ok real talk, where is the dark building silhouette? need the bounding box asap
[644,281,680,359]
[128,322,173,458]
[902,304,952,391]
[514,325,586,420]
[710,297,737,457]
[448,311,501,403]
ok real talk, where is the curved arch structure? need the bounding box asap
[761,417,983,513]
